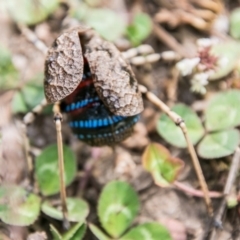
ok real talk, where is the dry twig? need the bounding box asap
[153,23,189,58]
[210,147,240,239]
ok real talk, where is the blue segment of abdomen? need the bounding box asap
[69,115,126,128]
[65,97,99,112]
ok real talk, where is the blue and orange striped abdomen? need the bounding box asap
[60,60,139,146]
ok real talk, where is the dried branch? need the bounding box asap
[210,147,240,239]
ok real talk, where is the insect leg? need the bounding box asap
[138,84,213,217]
[53,103,69,229]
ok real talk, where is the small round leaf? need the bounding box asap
[22,84,45,109]
[126,13,152,46]
[12,74,45,113]
[157,104,204,148]
[197,129,240,159]
[98,181,140,238]
[230,8,240,39]
[42,198,89,222]
[0,45,19,89]
[12,92,28,113]
[70,3,125,41]
[209,41,240,80]
[85,8,126,41]
[35,144,76,196]
[5,0,59,25]
[120,222,171,240]
[142,143,184,187]
[0,185,40,226]
[205,90,240,131]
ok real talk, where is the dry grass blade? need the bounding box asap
[210,147,240,239]
[23,99,48,174]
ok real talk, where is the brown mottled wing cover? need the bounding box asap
[84,35,144,116]
[44,29,83,103]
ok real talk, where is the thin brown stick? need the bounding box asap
[139,84,213,217]
[223,147,240,195]
[189,0,222,13]
[210,147,240,240]
[153,23,190,58]
[53,103,69,229]
[17,23,48,54]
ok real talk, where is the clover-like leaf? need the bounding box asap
[0,185,40,226]
[142,143,184,187]
[42,198,89,222]
[5,0,59,25]
[88,224,111,240]
[35,144,76,196]
[0,45,19,89]
[98,181,140,238]
[157,103,204,148]
[209,41,240,80]
[205,90,240,131]
[120,222,171,240]
[197,129,240,159]
[126,13,152,46]
[230,8,240,39]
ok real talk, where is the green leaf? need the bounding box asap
[0,45,19,89]
[35,144,77,196]
[197,129,240,159]
[88,224,111,240]
[120,222,171,240]
[142,143,184,187]
[209,41,240,80]
[51,222,86,240]
[42,198,89,222]
[0,204,7,212]
[0,185,40,226]
[157,103,204,148]
[50,225,62,240]
[22,83,44,109]
[12,74,45,113]
[126,13,152,46]
[98,181,140,238]
[12,91,28,113]
[205,90,240,131]
[70,2,126,41]
[63,222,86,240]
[230,8,240,39]
[69,1,88,21]
[85,8,126,41]
[5,0,59,25]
